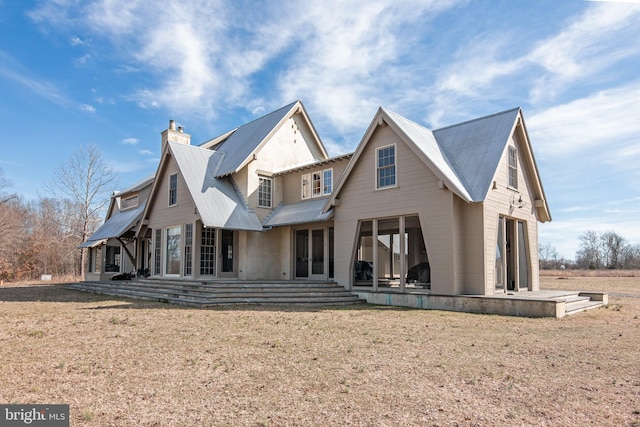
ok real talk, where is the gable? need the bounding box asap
[204,101,328,177]
[327,107,551,222]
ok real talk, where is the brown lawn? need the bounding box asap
[0,275,639,426]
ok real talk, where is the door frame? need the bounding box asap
[294,227,327,280]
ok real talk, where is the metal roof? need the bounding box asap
[263,198,333,227]
[383,107,522,202]
[381,108,473,202]
[78,200,147,248]
[210,101,300,177]
[169,141,263,231]
[433,108,520,201]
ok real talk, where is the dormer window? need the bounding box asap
[121,194,138,210]
[168,173,178,206]
[508,146,518,189]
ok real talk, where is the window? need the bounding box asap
[323,169,333,195]
[105,246,121,272]
[508,146,518,188]
[301,174,311,199]
[165,226,181,275]
[200,227,216,275]
[184,223,193,276]
[258,176,272,208]
[121,194,138,210]
[154,229,161,275]
[312,172,322,197]
[168,173,178,206]
[376,145,396,189]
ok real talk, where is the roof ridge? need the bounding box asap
[433,107,520,132]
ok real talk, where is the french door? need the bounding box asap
[295,228,325,279]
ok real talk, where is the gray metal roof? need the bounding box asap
[169,141,263,231]
[382,107,521,203]
[209,101,300,177]
[382,108,473,202]
[78,200,147,248]
[434,108,520,201]
[263,198,333,227]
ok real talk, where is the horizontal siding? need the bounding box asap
[333,125,457,294]
[147,155,198,229]
[483,132,540,293]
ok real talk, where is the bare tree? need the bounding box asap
[539,242,559,269]
[576,230,603,269]
[600,231,627,269]
[0,167,16,205]
[48,145,119,280]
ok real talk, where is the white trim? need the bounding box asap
[301,173,311,199]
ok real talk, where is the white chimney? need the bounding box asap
[161,119,191,151]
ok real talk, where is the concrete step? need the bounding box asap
[66,280,364,307]
[564,294,605,315]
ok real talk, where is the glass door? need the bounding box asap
[295,228,326,279]
[220,229,236,277]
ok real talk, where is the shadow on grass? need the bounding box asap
[0,283,413,313]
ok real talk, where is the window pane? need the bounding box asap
[166,226,181,275]
[312,172,321,196]
[200,227,216,275]
[377,146,396,188]
[323,170,333,194]
[169,174,177,206]
[258,177,272,208]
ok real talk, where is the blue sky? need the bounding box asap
[1,0,639,259]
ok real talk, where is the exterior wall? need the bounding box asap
[146,155,199,277]
[242,114,327,222]
[332,124,458,295]
[279,157,351,205]
[483,128,540,294]
[147,155,199,229]
[456,198,485,294]
[239,228,287,280]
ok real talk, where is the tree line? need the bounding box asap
[0,146,117,282]
[540,231,640,270]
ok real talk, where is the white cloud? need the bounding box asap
[70,35,86,46]
[80,104,96,113]
[527,82,640,158]
[122,137,139,145]
[138,149,154,156]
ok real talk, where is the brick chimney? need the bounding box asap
[161,119,191,151]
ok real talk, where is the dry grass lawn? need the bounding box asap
[1,274,639,426]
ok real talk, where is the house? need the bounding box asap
[80,100,565,315]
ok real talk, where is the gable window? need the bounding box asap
[121,194,138,210]
[301,174,311,199]
[323,169,333,195]
[508,146,518,188]
[312,172,322,197]
[168,173,178,206]
[376,145,396,189]
[258,176,272,208]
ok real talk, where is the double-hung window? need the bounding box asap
[376,145,396,189]
[312,172,322,197]
[508,146,518,188]
[258,176,272,208]
[323,169,333,195]
[168,173,178,206]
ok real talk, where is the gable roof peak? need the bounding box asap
[434,107,521,132]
